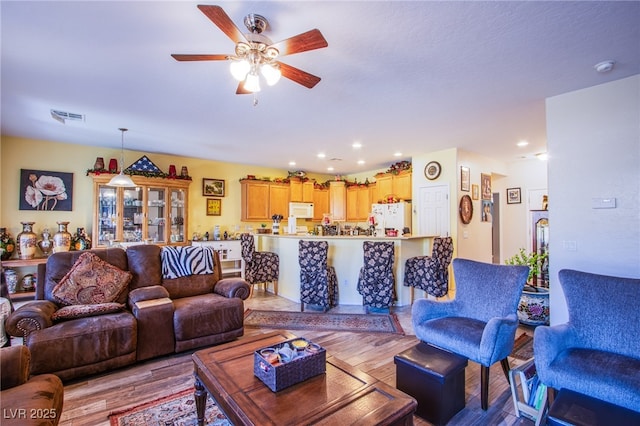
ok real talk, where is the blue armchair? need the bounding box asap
[534,269,640,412]
[412,258,528,410]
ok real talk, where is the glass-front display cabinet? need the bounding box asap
[91,174,190,248]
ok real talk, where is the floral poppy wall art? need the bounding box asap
[19,169,73,211]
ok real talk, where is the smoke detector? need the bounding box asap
[594,60,615,73]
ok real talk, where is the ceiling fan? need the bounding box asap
[171,5,328,95]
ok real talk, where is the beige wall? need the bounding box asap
[0,135,334,239]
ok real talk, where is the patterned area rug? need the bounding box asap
[244,309,405,335]
[109,388,230,426]
[511,332,534,361]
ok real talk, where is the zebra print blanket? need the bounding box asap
[161,246,216,279]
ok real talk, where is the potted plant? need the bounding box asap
[506,248,550,326]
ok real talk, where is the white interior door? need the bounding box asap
[418,185,450,236]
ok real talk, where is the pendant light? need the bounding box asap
[108,128,136,187]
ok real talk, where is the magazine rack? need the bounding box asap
[509,358,547,426]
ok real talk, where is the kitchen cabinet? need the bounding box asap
[394,171,412,201]
[241,180,270,221]
[329,181,346,221]
[313,187,330,221]
[90,174,190,248]
[269,183,290,218]
[240,180,289,221]
[346,185,374,222]
[289,179,314,202]
[191,240,244,278]
[375,171,412,202]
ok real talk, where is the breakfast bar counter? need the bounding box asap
[258,234,435,306]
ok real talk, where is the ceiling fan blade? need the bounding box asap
[278,62,322,89]
[197,5,245,44]
[236,82,252,95]
[171,54,229,61]
[271,29,328,56]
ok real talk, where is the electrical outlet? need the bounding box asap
[562,240,577,251]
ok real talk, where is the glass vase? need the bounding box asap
[16,222,37,259]
[72,227,91,251]
[53,221,72,253]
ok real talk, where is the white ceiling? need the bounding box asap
[2,1,639,175]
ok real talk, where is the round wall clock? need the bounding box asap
[424,161,442,180]
[459,195,473,224]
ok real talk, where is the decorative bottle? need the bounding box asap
[16,222,37,259]
[53,221,72,253]
[72,227,91,251]
[0,228,16,260]
[37,228,54,257]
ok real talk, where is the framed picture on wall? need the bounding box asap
[507,187,522,204]
[203,178,225,197]
[19,169,74,211]
[472,184,479,200]
[460,166,470,191]
[206,198,222,216]
[481,173,492,200]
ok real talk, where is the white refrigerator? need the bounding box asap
[370,202,412,236]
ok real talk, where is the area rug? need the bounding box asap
[244,309,405,335]
[511,332,534,361]
[109,388,230,426]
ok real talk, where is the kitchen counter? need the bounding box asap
[257,234,436,307]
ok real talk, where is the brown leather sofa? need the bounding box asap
[5,245,250,381]
[0,345,64,426]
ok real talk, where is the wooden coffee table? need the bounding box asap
[193,330,417,425]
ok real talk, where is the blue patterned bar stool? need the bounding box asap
[357,241,395,313]
[240,233,279,296]
[298,240,338,312]
[403,236,454,303]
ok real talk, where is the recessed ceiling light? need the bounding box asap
[394,152,402,157]
[288,161,296,166]
[352,142,362,149]
[357,160,365,165]
[517,140,529,147]
[536,152,548,161]
[327,166,334,171]
[317,153,326,159]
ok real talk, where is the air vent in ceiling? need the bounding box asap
[50,109,85,124]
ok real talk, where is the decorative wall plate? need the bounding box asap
[459,195,473,224]
[424,161,441,180]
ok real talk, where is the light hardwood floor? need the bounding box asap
[52,288,535,425]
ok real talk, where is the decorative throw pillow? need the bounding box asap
[52,252,132,305]
[51,302,125,321]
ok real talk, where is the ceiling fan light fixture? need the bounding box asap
[244,72,261,92]
[230,59,250,81]
[261,63,281,86]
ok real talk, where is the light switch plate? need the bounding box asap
[591,197,616,209]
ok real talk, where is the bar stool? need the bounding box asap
[240,233,279,296]
[403,236,454,303]
[357,241,395,313]
[299,240,338,311]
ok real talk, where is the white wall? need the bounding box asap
[546,74,640,324]
[495,159,548,263]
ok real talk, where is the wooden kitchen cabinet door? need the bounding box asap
[269,183,290,218]
[313,187,329,221]
[241,180,270,221]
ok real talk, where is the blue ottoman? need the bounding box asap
[394,342,468,425]
[548,388,640,426]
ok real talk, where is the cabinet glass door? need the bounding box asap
[147,187,166,243]
[170,189,186,243]
[97,185,118,246]
[123,187,143,242]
